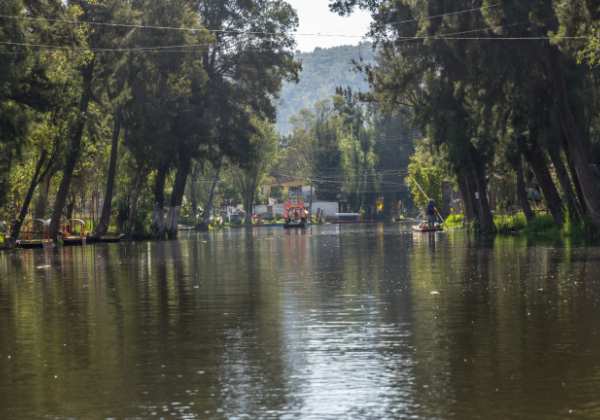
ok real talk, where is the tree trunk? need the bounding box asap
[49,58,95,239]
[66,195,75,222]
[189,162,201,223]
[244,193,254,226]
[125,169,145,238]
[457,170,475,224]
[548,49,600,228]
[547,144,582,223]
[563,144,588,218]
[34,170,52,220]
[470,158,496,234]
[202,158,223,226]
[94,110,122,237]
[243,178,256,226]
[522,146,564,226]
[151,164,168,239]
[9,150,48,243]
[166,156,191,239]
[515,157,535,223]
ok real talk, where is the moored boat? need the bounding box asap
[16,239,54,249]
[61,219,87,246]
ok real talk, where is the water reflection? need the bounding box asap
[1,226,600,418]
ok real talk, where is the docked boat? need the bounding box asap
[16,219,54,249]
[61,219,87,246]
[17,239,54,249]
[96,234,125,243]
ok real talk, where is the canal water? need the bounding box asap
[1,225,600,419]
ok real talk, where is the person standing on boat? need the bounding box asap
[426,200,437,228]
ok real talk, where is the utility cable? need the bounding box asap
[0,4,502,36]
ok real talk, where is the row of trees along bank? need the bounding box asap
[0,0,299,244]
[331,0,600,235]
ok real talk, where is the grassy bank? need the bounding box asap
[443,212,591,241]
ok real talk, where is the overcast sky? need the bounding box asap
[286,0,372,52]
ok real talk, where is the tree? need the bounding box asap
[331,0,600,234]
[234,119,279,225]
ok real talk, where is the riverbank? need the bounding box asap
[444,212,594,241]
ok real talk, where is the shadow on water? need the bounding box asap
[1,225,600,418]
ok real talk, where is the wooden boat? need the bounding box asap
[16,239,53,249]
[61,219,87,246]
[62,236,87,246]
[284,219,306,229]
[16,219,53,249]
[96,234,125,243]
[412,224,443,233]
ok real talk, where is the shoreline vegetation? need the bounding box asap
[2,212,594,252]
[444,212,594,242]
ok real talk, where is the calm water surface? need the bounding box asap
[1,225,600,419]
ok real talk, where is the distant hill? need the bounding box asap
[276,43,375,135]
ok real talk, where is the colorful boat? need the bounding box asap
[283,198,308,229]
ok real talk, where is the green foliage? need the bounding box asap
[331,0,600,235]
[494,213,528,234]
[0,0,300,241]
[444,214,465,229]
[234,118,280,222]
[522,214,561,238]
[579,25,600,67]
[406,141,450,212]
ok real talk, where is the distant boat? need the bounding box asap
[96,234,125,243]
[412,223,443,233]
[283,197,308,229]
[333,213,362,224]
[283,218,306,229]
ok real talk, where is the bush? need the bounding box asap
[494,213,527,233]
[522,214,561,238]
[444,214,464,228]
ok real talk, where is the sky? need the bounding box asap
[286,0,373,52]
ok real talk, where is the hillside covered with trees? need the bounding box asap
[276,43,374,134]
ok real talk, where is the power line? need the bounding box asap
[1,32,585,55]
[0,4,502,36]
[392,3,501,25]
[0,4,547,41]
[0,13,361,38]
